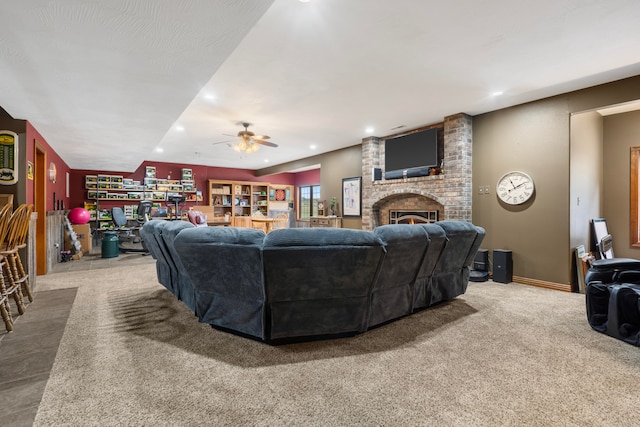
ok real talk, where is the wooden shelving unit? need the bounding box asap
[85,170,199,224]
[252,184,269,216]
[209,180,294,227]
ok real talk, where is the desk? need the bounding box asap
[207,219,231,227]
[310,216,342,228]
[251,217,275,233]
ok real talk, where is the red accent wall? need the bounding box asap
[69,160,297,210]
[26,121,71,211]
[294,168,321,187]
[4,109,299,213]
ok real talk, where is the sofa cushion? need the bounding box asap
[429,221,485,305]
[263,228,384,339]
[174,226,267,339]
[413,223,448,310]
[140,220,173,291]
[160,221,196,311]
[370,224,429,327]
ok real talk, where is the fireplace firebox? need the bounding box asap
[389,210,438,225]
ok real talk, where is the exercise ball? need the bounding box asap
[68,207,91,224]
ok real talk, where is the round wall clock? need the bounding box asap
[48,162,57,183]
[496,171,535,205]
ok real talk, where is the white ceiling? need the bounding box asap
[1,0,640,172]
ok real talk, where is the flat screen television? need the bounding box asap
[384,128,438,175]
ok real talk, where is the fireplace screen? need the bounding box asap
[389,210,438,224]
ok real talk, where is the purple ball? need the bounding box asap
[68,207,91,224]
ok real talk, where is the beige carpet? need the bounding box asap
[33,263,640,426]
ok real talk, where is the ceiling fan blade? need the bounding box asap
[254,139,278,148]
[212,139,233,145]
[253,134,270,140]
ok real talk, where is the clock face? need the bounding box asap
[496,171,534,205]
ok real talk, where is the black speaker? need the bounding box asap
[372,167,382,181]
[493,249,513,283]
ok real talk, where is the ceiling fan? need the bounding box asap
[216,122,278,154]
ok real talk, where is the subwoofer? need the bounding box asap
[470,249,489,282]
[493,249,513,283]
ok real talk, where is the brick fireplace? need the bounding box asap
[361,113,473,230]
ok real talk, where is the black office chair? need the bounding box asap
[135,200,153,255]
[136,200,153,226]
[112,206,129,229]
[111,203,151,253]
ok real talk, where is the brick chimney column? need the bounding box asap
[443,113,473,221]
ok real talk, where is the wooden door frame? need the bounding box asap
[35,142,47,275]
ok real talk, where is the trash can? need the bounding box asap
[101,231,119,258]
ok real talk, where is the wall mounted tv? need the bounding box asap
[384,127,439,179]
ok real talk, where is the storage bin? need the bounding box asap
[101,231,119,258]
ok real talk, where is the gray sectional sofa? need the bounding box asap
[140,220,485,343]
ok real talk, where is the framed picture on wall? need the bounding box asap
[342,176,362,218]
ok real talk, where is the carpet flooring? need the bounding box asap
[31,263,640,426]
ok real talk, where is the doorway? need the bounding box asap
[35,143,46,275]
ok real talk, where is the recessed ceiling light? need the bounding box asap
[154,147,164,153]
[365,127,375,135]
[175,125,185,132]
[203,93,216,101]
[264,159,270,163]
[310,144,317,150]
[299,0,310,3]
[491,91,504,97]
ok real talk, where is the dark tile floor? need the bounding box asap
[0,287,77,426]
[0,249,154,426]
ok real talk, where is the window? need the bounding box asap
[631,146,640,247]
[299,185,321,219]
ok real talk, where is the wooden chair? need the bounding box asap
[0,204,18,330]
[14,204,34,302]
[271,212,289,230]
[0,194,13,208]
[251,211,268,232]
[1,204,30,316]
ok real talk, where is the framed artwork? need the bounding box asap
[342,176,362,217]
[27,161,34,180]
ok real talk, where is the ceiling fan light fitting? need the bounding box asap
[227,123,275,154]
[247,142,260,153]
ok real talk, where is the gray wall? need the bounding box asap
[602,110,640,259]
[261,75,640,286]
[258,144,363,229]
[569,111,602,251]
[473,97,571,283]
[473,75,640,285]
